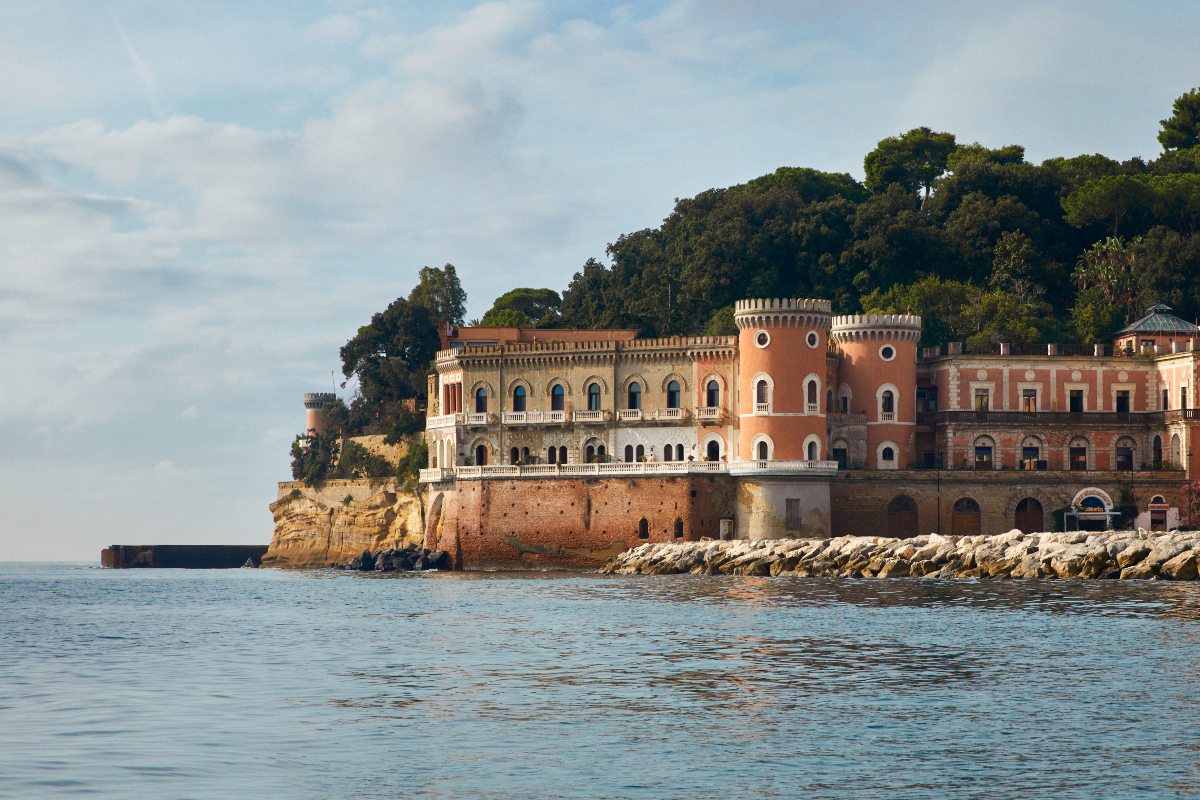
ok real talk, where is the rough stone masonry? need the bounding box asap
[600,529,1200,580]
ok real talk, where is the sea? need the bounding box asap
[2,563,1199,799]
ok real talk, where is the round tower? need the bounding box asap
[303,392,337,436]
[829,314,921,469]
[734,298,833,462]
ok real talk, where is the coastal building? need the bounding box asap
[405,299,1199,568]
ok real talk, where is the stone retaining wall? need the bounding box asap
[600,529,1200,579]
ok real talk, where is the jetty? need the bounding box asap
[101,544,268,569]
[600,529,1200,579]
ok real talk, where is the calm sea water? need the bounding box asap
[2,564,1199,799]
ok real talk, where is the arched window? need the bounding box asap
[1015,498,1044,534]
[667,380,681,409]
[1069,437,1089,471]
[974,436,994,470]
[521,446,531,463]
[675,444,684,461]
[474,444,488,466]
[807,441,818,461]
[558,446,567,464]
[551,384,565,411]
[585,444,596,463]
[706,380,720,407]
[878,441,899,469]
[806,379,818,409]
[1021,436,1043,469]
[638,518,649,539]
[673,518,684,539]
[1153,435,1163,467]
[627,382,641,410]
[706,440,721,461]
[597,444,606,460]
[547,446,557,464]
[512,385,526,412]
[881,390,895,417]
[624,444,635,463]
[882,446,895,461]
[663,445,673,462]
[635,444,645,461]
[587,382,601,411]
[1171,433,1182,466]
[756,380,769,406]
[510,447,520,465]
[757,440,769,460]
[1115,437,1135,471]
[474,387,488,413]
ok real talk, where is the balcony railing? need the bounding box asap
[728,459,840,476]
[426,413,460,429]
[754,403,769,414]
[463,412,492,425]
[572,410,607,423]
[418,461,731,482]
[806,403,819,415]
[500,410,568,424]
[696,406,724,421]
[935,410,1169,425]
[880,411,895,422]
[617,409,643,421]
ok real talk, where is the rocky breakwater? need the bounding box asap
[601,529,1200,580]
[263,480,425,568]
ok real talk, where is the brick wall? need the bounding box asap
[425,475,736,569]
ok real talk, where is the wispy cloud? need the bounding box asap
[110,11,166,119]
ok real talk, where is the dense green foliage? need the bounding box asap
[290,431,340,486]
[477,287,563,328]
[545,89,1200,344]
[396,440,429,487]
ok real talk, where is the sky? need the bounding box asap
[2,0,1199,561]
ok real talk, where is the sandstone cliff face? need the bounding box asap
[263,480,424,568]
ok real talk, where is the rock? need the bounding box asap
[346,549,375,571]
[1159,551,1199,580]
[428,551,451,570]
[241,557,259,568]
[1116,543,1151,569]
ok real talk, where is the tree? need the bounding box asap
[408,263,466,326]
[946,143,1025,172]
[1158,87,1200,152]
[1072,236,1144,321]
[290,431,339,486]
[1062,176,1154,236]
[339,296,440,437]
[863,127,957,208]
[479,288,563,328]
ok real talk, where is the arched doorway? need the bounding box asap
[706,440,721,461]
[886,495,918,539]
[673,518,684,539]
[1153,435,1163,467]
[474,444,488,466]
[1015,497,1043,533]
[1171,433,1182,467]
[951,497,981,536]
[638,518,649,539]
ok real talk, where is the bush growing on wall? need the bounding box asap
[290,431,340,486]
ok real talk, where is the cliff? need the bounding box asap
[263,480,425,568]
[601,529,1200,579]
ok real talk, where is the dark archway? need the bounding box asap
[1015,497,1043,534]
[475,444,487,466]
[951,497,981,536]
[886,495,918,539]
[638,518,649,539]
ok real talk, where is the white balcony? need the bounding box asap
[617,409,643,421]
[426,414,460,429]
[573,410,607,423]
[754,403,770,415]
[545,410,567,423]
[695,406,723,421]
[806,403,819,415]
[728,459,840,476]
[502,411,528,424]
[419,461,732,482]
[463,412,492,425]
[656,407,687,420]
[880,411,895,422]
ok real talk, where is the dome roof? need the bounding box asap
[1118,304,1200,334]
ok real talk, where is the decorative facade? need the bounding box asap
[399,299,1200,567]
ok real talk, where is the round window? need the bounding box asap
[806,331,819,348]
[754,331,770,348]
[880,345,895,361]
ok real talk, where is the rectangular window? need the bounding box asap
[1069,390,1083,413]
[1163,388,1170,411]
[1022,389,1037,412]
[1182,386,1189,411]
[974,389,989,411]
[785,499,803,531]
[1115,390,1130,413]
[840,396,848,413]
[1022,445,1040,462]
[832,448,847,470]
[1070,447,1087,471]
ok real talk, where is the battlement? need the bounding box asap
[734,298,832,315]
[830,314,922,343]
[303,392,337,409]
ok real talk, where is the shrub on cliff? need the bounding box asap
[396,440,428,487]
[336,440,394,479]
[290,431,340,486]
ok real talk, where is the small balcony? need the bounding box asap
[572,410,607,423]
[463,412,493,426]
[426,413,461,429]
[880,411,895,422]
[617,409,643,421]
[754,403,769,415]
[696,406,724,424]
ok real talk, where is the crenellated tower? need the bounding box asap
[303,392,337,436]
[829,314,921,468]
[734,298,833,462]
